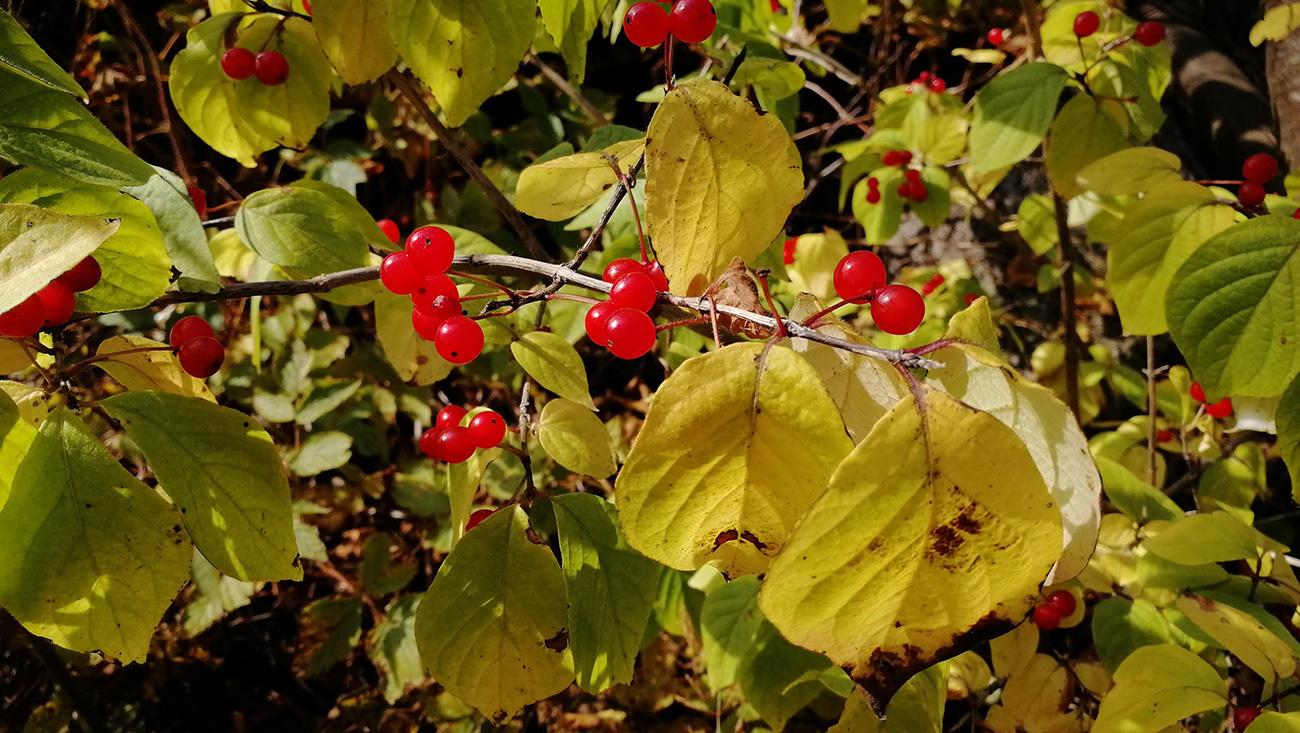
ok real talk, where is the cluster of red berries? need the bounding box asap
[419,406,507,464]
[220,47,290,86]
[862,159,928,206]
[1190,381,1232,419]
[1073,11,1164,46]
[623,0,717,47]
[585,259,669,360]
[0,257,101,339]
[379,224,485,366]
[169,316,226,379]
[921,273,945,296]
[1031,589,1076,630]
[833,251,926,335]
[1233,707,1262,731]
[1237,153,1279,208]
[905,71,946,94]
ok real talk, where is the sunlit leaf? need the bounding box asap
[512,332,596,409]
[311,0,400,84]
[1092,644,1226,732]
[0,203,118,314]
[93,336,215,402]
[516,139,644,222]
[537,398,617,478]
[969,63,1068,173]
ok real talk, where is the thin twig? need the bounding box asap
[1051,191,1081,418]
[527,53,609,127]
[1019,0,1044,60]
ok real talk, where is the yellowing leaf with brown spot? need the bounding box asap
[93,335,215,402]
[759,390,1061,713]
[645,79,804,295]
[1093,644,1226,732]
[984,654,1076,733]
[616,343,852,578]
[516,139,645,222]
[1176,595,1297,692]
[310,0,398,84]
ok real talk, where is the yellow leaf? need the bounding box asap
[0,388,37,510]
[947,651,994,698]
[537,398,617,478]
[1093,644,1226,733]
[0,382,58,427]
[830,665,946,732]
[311,0,399,85]
[759,389,1061,712]
[93,335,215,402]
[645,79,804,295]
[1251,5,1300,46]
[0,338,34,374]
[616,343,852,578]
[374,291,453,386]
[0,203,120,314]
[943,296,1000,353]
[511,332,596,409]
[516,139,645,222]
[235,16,332,149]
[995,654,1073,729]
[1076,148,1184,196]
[990,622,1040,678]
[1176,595,1297,691]
[785,230,849,302]
[1046,95,1128,200]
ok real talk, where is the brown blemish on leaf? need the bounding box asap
[714,529,739,548]
[926,502,984,560]
[525,527,548,546]
[543,629,569,652]
[740,530,769,553]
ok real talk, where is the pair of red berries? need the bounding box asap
[1233,707,1262,731]
[1031,590,1077,630]
[623,0,717,48]
[169,316,226,379]
[1238,153,1279,207]
[585,259,668,360]
[220,47,290,86]
[0,257,102,339]
[921,273,945,296]
[906,71,946,94]
[1189,381,1233,419]
[419,406,507,464]
[1073,12,1164,46]
[881,150,913,168]
[898,170,929,203]
[379,225,484,366]
[833,251,926,335]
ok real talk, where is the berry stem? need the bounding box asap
[664,35,676,91]
[63,346,177,380]
[608,157,651,265]
[754,270,788,341]
[802,297,861,329]
[655,316,711,332]
[446,269,516,297]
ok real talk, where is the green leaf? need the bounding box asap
[1248,713,1300,732]
[0,12,86,97]
[0,408,191,662]
[0,388,38,510]
[312,0,400,84]
[390,0,537,127]
[536,398,617,478]
[181,549,255,638]
[1096,456,1182,523]
[1088,54,1167,143]
[851,166,905,245]
[374,291,454,385]
[512,332,595,409]
[1093,645,1227,733]
[538,0,606,84]
[616,344,853,578]
[297,597,364,675]
[0,67,153,187]
[1091,597,1174,671]
[515,138,644,222]
[233,16,332,149]
[1177,595,1297,691]
[289,430,354,475]
[1045,96,1128,200]
[731,57,807,100]
[700,575,769,691]
[359,532,417,595]
[830,666,946,732]
[93,335,216,402]
[1276,377,1300,503]
[366,595,425,703]
[414,506,574,723]
[785,230,850,303]
[1076,147,1184,196]
[296,380,363,425]
[1167,215,1300,399]
[645,79,804,294]
[1143,512,1267,565]
[552,493,660,692]
[969,63,1069,173]
[759,389,1062,711]
[0,168,172,313]
[0,203,118,314]
[101,391,302,583]
[122,166,221,294]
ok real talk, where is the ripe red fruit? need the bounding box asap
[783,238,797,265]
[434,316,484,365]
[871,284,926,335]
[302,0,312,14]
[866,188,882,205]
[585,301,619,345]
[187,185,207,219]
[882,150,903,167]
[1207,397,1233,419]
[1044,590,1077,617]
[603,257,646,284]
[1190,382,1206,403]
[468,410,507,449]
[36,281,75,327]
[623,2,671,47]
[412,307,446,341]
[922,274,944,296]
[610,271,658,312]
[928,77,947,93]
[899,151,914,166]
[1073,11,1100,37]
[1234,707,1262,731]
[905,169,922,185]
[420,294,462,321]
[405,226,455,272]
[987,28,1005,45]
[220,47,256,80]
[254,51,290,86]
[169,315,214,347]
[437,405,467,430]
[465,508,494,531]
[178,336,225,379]
[412,274,460,313]
[834,251,888,303]
[669,0,717,43]
[1032,605,1062,631]
[380,251,424,295]
[377,218,401,244]
[604,308,657,360]
[1242,153,1279,183]
[0,294,45,338]
[1239,181,1266,207]
[1293,208,1300,220]
[1156,429,1175,443]
[645,261,670,291]
[1134,20,1165,46]
[58,256,101,292]
[418,428,444,459]
[435,426,476,463]
[964,293,979,306]
[918,72,930,83]
[910,181,930,203]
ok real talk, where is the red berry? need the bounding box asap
[610,271,658,312]
[1293,208,1300,220]
[1239,181,1265,207]
[434,316,484,365]
[1073,11,1100,37]
[412,306,446,341]
[922,274,944,296]
[964,293,979,306]
[769,0,780,11]
[668,0,717,43]
[468,410,507,449]
[645,261,670,292]
[905,169,922,185]
[418,428,444,459]
[169,315,214,347]
[178,336,225,379]
[254,51,289,86]
[987,28,1005,45]
[435,426,476,463]
[0,294,45,338]
[1234,707,1262,731]
[882,150,903,167]
[783,238,797,265]
[380,251,424,295]
[465,508,494,531]
[437,405,467,430]
[910,182,929,203]
[36,281,75,327]
[405,226,455,273]
[1044,590,1077,617]
[1156,429,1175,443]
[898,182,914,200]
[871,284,926,335]
[187,185,207,219]
[411,274,460,313]
[865,188,882,205]
[1134,20,1165,46]
[302,0,312,15]
[1190,382,1207,403]
[585,301,619,345]
[867,177,879,190]
[221,47,256,80]
[918,72,930,83]
[1032,605,1061,630]
[602,258,646,284]
[1242,153,1279,183]
[377,218,401,244]
[899,151,914,166]
[834,251,887,303]
[1207,397,1233,419]
[623,2,671,47]
[421,294,462,321]
[928,77,947,93]
[604,308,656,360]
[58,256,101,292]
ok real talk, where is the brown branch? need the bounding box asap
[1019,0,1045,60]
[527,53,609,127]
[1052,191,1081,418]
